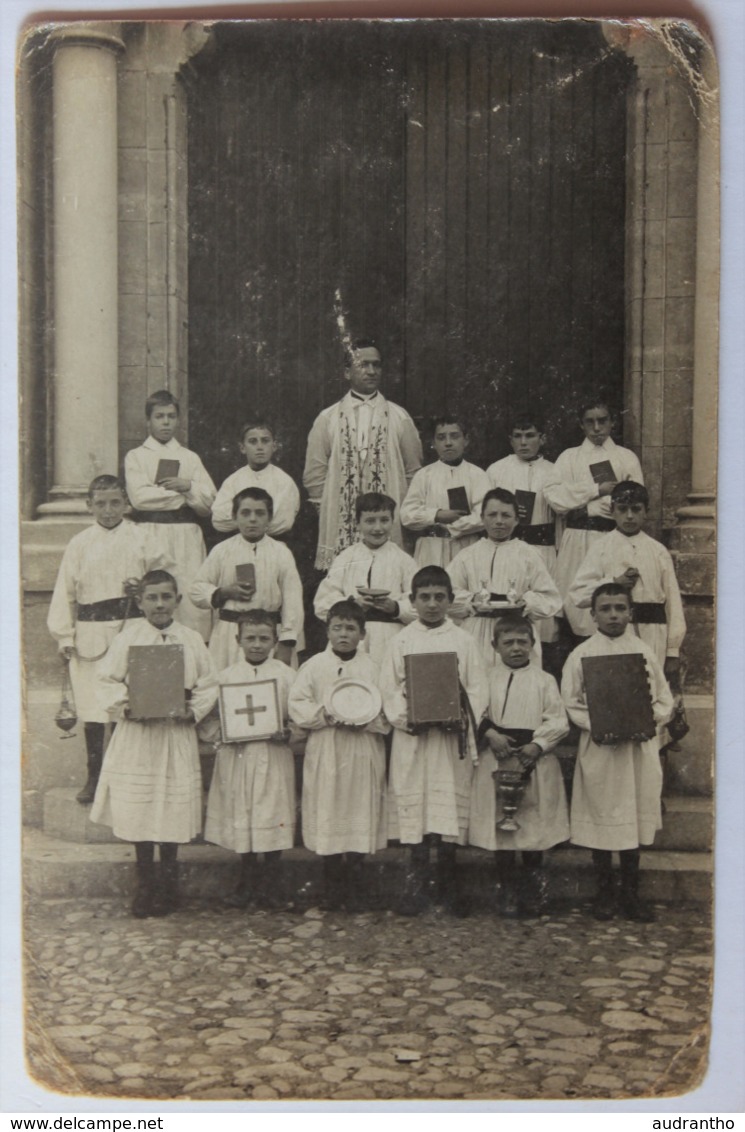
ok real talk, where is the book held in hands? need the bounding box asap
[581,653,656,744]
[128,645,186,720]
[404,652,461,727]
[155,458,180,483]
[447,486,470,514]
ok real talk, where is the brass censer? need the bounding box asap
[55,659,78,738]
[492,755,531,832]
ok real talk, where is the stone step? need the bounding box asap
[41,786,714,855]
[23,828,712,906]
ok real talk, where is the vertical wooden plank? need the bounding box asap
[404,31,428,423]
[506,33,532,412]
[464,32,490,462]
[486,28,512,456]
[424,33,448,414]
[526,43,553,417]
[445,34,468,409]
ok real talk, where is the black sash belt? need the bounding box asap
[133,506,200,525]
[77,598,143,623]
[420,526,451,539]
[566,509,615,533]
[478,716,535,747]
[219,608,247,623]
[633,602,667,624]
[516,522,555,547]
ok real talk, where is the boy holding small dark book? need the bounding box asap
[469,614,570,918]
[200,610,297,911]
[125,390,216,639]
[561,583,673,922]
[190,486,304,671]
[400,415,490,567]
[380,566,487,918]
[91,571,217,918]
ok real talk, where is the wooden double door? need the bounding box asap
[186,20,630,562]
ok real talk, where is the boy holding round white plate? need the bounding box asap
[289,601,391,912]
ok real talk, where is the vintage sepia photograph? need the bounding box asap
[15,10,722,1106]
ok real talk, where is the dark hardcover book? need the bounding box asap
[514,489,537,525]
[128,644,186,720]
[235,562,256,586]
[404,651,461,726]
[155,458,180,483]
[447,486,470,513]
[581,653,656,744]
[589,459,616,485]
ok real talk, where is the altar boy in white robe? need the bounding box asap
[469,615,569,918]
[380,566,487,918]
[561,584,673,923]
[289,602,390,912]
[190,487,304,672]
[400,414,489,568]
[313,492,417,665]
[447,488,562,667]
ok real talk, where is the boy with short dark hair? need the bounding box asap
[47,475,172,803]
[211,419,300,537]
[289,601,390,912]
[380,566,487,917]
[400,414,490,567]
[314,492,417,664]
[201,610,297,910]
[486,413,561,646]
[91,570,217,917]
[125,390,216,640]
[469,614,569,917]
[550,400,644,639]
[191,486,304,671]
[561,583,674,922]
[568,481,685,685]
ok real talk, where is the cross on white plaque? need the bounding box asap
[236,694,267,727]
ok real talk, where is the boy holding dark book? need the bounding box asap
[469,614,569,918]
[561,583,673,922]
[190,486,304,672]
[211,419,300,538]
[380,566,487,918]
[125,390,216,639]
[400,415,489,567]
[91,570,217,918]
[201,610,297,910]
[288,601,390,912]
[47,475,172,803]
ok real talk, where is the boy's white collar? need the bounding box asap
[143,435,180,451]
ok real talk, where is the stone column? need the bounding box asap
[39,24,124,518]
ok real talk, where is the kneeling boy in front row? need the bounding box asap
[469,614,569,918]
[380,566,487,918]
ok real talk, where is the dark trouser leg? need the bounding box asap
[619,848,655,922]
[223,852,256,909]
[436,839,470,919]
[518,850,546,917]
[591,849,615,920]
[345,852,367,913]
[320,854,346,911]
[153,842,180,915]
[261,850,290,910]
[495,850,519,918]
[76,723,106,804]
[396,841,430,916]
[132,841,156,918]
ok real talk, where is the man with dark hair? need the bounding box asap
[303,339,422,570]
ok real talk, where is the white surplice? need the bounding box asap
[211,463,300,537]
[561,629,674,850]
[380,620,488,845]
[486,454,563,642]
[400,459,490,567]
[289,647,390,855]
[469,662,570,851]
[46,520,172,721]
[303,391,422,569]
[189,534,305,671]
[90,619,217,843]
[313,539,418,664]
[549,438,643,636]
[446,538,562,666]
[125,436,217,639]
[201,657,296,853]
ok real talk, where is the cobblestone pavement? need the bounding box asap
[24,896,711,1103]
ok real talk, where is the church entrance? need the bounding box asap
[185,20,631,571]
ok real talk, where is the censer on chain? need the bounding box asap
[492,755,532,832]
[55,657,78,738]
